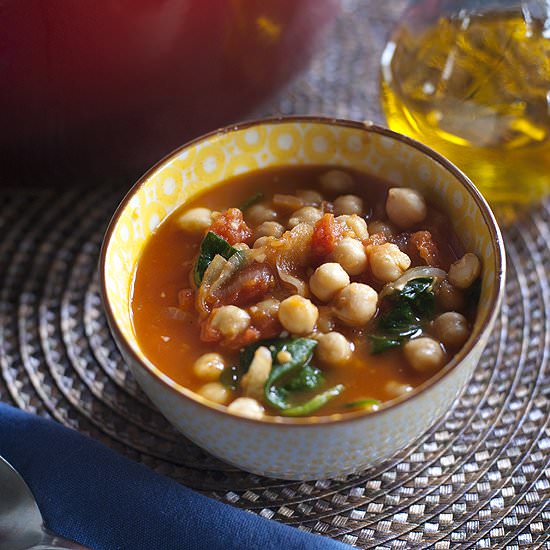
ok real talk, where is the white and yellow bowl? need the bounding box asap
[100,117,505,480]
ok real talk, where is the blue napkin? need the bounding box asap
[0,403,351,550]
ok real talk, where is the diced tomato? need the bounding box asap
[409,230,441,267]
[216,263,276,307]
[365,232,388,248]
[225,327,261,349]
[249,307,282,340]
[199,317,219,343]
[177,288,195,311]
[311,213,344,262]
[209,208,252,245]
[199,318,260,349]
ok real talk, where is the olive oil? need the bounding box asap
[380,11,550,212]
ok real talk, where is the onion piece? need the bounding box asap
[276,262,307,296]
[197,249,266,315]
[268,223,313,296]
[209,250,250,297]
[197,254,228,315]
[273,194,304,211]
[379,266,447,299]
[166,307,193,322]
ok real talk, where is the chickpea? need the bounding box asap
[436,279,465,311]
[309,263,350,302]
[403,337,446,373]
[333,283,378,326]
[278,295,318,335]
[255,221,285,239]
[368,243,411,282]
[367,220,395,238]
[333,195,363,216]
[176,207,213,233]
[247,203,277,225]
[319,169,355,193]
[332,237,368,276]
[193,353,225,381]
[385,187,427,229]
[210,305,251,338]
[336,214,369,241]
[434,312,470,349]
[197,382,230,405]
[296,189,323,205]
[316,332,353,365]
[227,397,265,419]
[241,346,272,400]
[249,298,280,318]
[448,253,481,289]
[277,350,292,363]
[288,206,323,228]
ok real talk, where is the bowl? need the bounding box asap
[100,117,505,480]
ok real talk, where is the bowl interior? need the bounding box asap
[102,118,501,395]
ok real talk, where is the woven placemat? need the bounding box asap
[1,2,549,548]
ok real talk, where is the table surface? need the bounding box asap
[1,2,549,548]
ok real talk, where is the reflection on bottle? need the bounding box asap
[380,0,550,219]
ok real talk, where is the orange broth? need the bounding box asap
[131,166,466,416]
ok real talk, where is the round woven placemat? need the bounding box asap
[1,2,549,548]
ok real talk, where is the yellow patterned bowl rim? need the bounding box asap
[99,116,506,427]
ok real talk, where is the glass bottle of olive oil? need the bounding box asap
[380,1,550,217]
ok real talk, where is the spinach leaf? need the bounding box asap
[239,338,340,416]
[284,365,324,392]
[369,335,403,355]
[377,305,419,335]
[282,384,345,417]
[239,338,317,379]
[400,277,435,318]
[371,277,436,354]
[194,231,239,286]
[262,338,318,410]
[219,364,247,391]
[239,192,264,211]
[343,398,381,409]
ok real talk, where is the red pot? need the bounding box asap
[1,0,338,180]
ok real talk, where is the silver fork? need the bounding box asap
[0,455,90,550]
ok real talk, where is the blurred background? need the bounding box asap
[1,0,341,183]
[0,1,412,185]
[2,0,549,218]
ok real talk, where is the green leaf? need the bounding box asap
[377,303,419,334]
[263,338,318,410]
[281,384,345,417]
[372,277,436,354]
[284,365,324,392]
[219,364,246,391]
[402,277,435,318]
[369,335,403,354]
[194,231,238,286]
[239,338,318,409]
[343,398,380,410]
[239,192,264,211]
[240,338,342,416]
[400,277,433,300]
